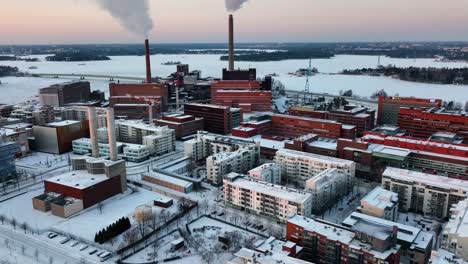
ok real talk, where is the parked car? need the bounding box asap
[71,241,79,247]
[47,233,58,239]
[79,245,88,251]
[59,237,70,244]
[89,249,98,255]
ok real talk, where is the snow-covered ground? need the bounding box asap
[0,186,177,243]
[1,54,467,104]
[123,230,195,264]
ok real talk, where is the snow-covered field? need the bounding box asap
[1,54,467,104]
[0,186,177,242]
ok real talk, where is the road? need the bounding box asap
[0,225,100,264]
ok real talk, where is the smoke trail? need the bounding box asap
[225,0,249,12]
[97,0,153,36]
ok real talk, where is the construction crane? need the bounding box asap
[125,94,160,124]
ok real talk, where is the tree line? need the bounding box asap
[94,217,131,244]
[342,66,468,85]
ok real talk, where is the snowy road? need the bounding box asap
[0,225,100,264]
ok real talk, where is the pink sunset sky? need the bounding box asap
[1,0,468,44]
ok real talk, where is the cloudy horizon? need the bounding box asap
[1,0,467,45]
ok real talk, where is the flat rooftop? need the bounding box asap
[46,170,108,190]
[145,172,193,188]
[276,149,354,165]
[360,186,398,210]
[225,174,311,204]
[47,120,81,127]
[383,167,468,191]
[343,212,432,250]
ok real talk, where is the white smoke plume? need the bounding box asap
[225,0,249,12]
[97,0,153,37]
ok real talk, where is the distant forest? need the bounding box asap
[0,66,19,77]
[1,42,467,62]
[46,52,111,62]
[341,66,468,85]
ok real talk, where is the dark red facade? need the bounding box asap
[377,96,442,125]
[44,176,122,208]
[184,103,235,135]
[210,80,270,113]
[397,108,468,143]
[155,114,204,139]
[289,106,375,136]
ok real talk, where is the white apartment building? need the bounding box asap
[142,128,175,156]
[116,120,175,146]
[357,186,399,221]
[275,149,356,188]
[72,138,151,163]
[206,149,256,186]
[184,131,260,163]
[442,199,468,260]
[305,168,355,214]
[248,163,282,184]
[223,173,312,222]
[382,167,468,219]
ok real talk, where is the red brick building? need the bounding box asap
[397,107,468,143]
[289,105,375,136]
[377,96,442,125]
[33,157,127,217]
[211,80,271,113]
[184,103,241,135]
[286,215,400,264]
[155,114,204,139]
[109,83,169,118]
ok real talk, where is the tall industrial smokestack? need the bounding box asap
[88,107,99,158]
[228,14,235,71]
[145,39,152,83]
[106,108,118,161]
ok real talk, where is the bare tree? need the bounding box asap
[97,203,104,214]
[34,249,39,260]
[200,199,209,215]
[11,218,16,229]
[0,214,4,225]
[21,245,25,255]
[150,211,158,229]
[123,228,139,248]
[21,222,28,234]
[212,243,223,260]
[49,256,54,264]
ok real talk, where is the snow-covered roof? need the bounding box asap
[360,187,398,210]
[47,120,80,127]
[383,167,468,191]
[225,174,311,204]
[443,199,468,237]
[288,215,355,244]
[46,171,108,190]
[308,138,337,150]
[145,172,193,188]
[343,212,432,249]
[276,149,354,165]
[373,145,411,157]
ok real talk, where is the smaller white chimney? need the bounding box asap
[88,107,99,158]
[106,108,118,161]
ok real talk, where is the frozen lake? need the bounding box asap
[1,54,467,104]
